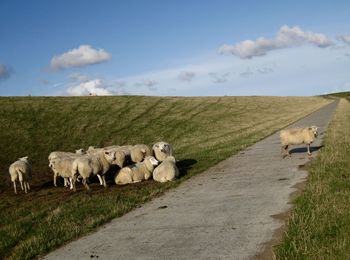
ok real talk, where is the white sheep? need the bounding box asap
[115,156,158,185]
[130,144,151,163]
[49,157,76,187]
[280,126,318,158]
[153,156,179,183]
[152,141,174,162]
[71,150,116,190]
[9,156,32,194]
[48,149,85,162]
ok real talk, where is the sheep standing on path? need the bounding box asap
[280,126,318,158]
[153,156,179,183]
[152,142,174,162]
[71,151,116,191]
[9,156,32,194]
[115,156,158,185]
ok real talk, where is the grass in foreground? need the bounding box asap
[0,96,331,259]
[275,98,350,259]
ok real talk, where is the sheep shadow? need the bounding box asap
[176,159,197,178]
[289,145,324,155]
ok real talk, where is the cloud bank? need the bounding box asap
[50,45,111,70]
[0,64,12,81]
[219,25,333,59]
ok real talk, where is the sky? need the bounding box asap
[0,0,349,96]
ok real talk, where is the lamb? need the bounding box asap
[280,126,318,158]
[71,150,116,190]
[152,141,174,162]
[115,156,158,185]
[9,156,32,194]
[130,144,151,163]
[49,157,76,187]
[153,156,179,183]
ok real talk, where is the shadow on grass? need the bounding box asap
[289,145,324,155]
[177,159,197,178]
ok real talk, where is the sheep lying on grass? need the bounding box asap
[9,156,32,194]
[49,157,76,187]
[153,156,179,183]
[152,141,174,162]
[115,156,158,185]
[131,144,151,163]
[280,126,318,158]
[71,151,116,191]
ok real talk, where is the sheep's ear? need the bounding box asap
[141,148,146,153]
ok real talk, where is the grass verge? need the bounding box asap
[275,98,350,259]
[0,96,331,259]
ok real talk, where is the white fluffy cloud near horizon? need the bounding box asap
[66,78,114,96]
[50,45,112,70]
[219,25,333,59]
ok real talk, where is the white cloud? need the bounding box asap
[257,67,274,74]
[0,64,11,81]
[50,45,112,70]
[69,73,90,82]
[66,79,114,96]
[337,35,350,45]
[219,25,333,59]
[178,71,195,81]
[240,67,254,77]
[135,79,158,91]
[209,72,230,83]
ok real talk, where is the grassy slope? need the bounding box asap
[0,96,330,259]
[275,98,350,259]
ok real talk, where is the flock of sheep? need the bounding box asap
[9,141,178,194]
[8,125,319,194]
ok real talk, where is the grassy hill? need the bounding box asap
[0,95,331,259]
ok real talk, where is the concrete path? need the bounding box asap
[44,101,338,260]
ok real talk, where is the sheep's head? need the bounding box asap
[49,160,55,169]
[154,142,170,153]
[76,148,85,154]
[104,151,116,163]
[309,126,318,137]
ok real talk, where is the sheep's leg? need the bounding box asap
[72,174,77,191]
[101,175,107,188]
[53,172,58,187]
[23,181,27,194]
[97,174,103,185]
[26,182,30,191]
[281,145,289,158]
[20,181,24,191]
[13,181,17,194]
[69,177,73,189]
[307,144,312,156]
[82,178,90,190]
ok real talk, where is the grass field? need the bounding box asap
[275,97,350,259]
[0,95,331,259]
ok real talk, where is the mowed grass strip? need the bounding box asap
[275,98,350,259]
[0,96,330,259]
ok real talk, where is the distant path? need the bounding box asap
[44,101,338,260]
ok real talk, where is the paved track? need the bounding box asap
[44,101,338,260]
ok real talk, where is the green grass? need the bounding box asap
[275,98,350,259]
[0,95,331,259]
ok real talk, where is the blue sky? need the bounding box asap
[0,0,349,96]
